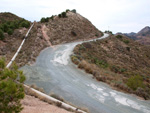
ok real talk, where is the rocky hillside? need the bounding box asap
[0,10,103,67]
[0,12,22,23]
[118,26,150,45]
[72,35,150,99]
[40,10,103,45]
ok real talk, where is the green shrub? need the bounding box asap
[66,9,70,12]
[71,9,76,13]
[0,29,4,40]
[93,58,108,68]
[61,12,67,18]
[127,75,145,90]
[0,58,26,113]
[7,28,14,35]
[123,40,130,44]
[40,17,46,23]
[20,21,30,28]
[116,35,122,39]
[58,14,62,18]
[3,23,9,32]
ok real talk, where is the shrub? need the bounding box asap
[126,47,130,51]
[3,23,9,32]
[116,35,122,39]
[127,75,145,90]
[123,40,130,44]
[66,9,70,12]
[71,9,76,13]
[93,58,109,68]
[50,16,54,20]
[0,29,4,40]
[71,31,77,36]
[61,12,67,18]
[20,21,30,28]
[58,14,62,18]
[7,28,14,35]
[40,17,46,23]
[0,58,26,113]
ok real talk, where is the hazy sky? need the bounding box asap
[0,0,150,33]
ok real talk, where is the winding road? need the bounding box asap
[21,34,150,113]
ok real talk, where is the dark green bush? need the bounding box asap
[61,12,67,18]
[3,23,9,32]
[71,9,76,13]
[66,9,70,12]
[20,21,30,28]
[40,17,46,23]
[58,14,62,18]
[0,29,4,40]
[7,28,14,35]
[116,35,122,39]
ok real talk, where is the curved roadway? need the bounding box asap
[21,34,150,113]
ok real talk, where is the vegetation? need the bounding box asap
[127,75,145,90]
[0,19,30,40]
[0,29,4,40]
[72,35,150,99]
[40,17,49,23]
[0,58,26,113]
[71,9,76,13]
[104,30,113,34]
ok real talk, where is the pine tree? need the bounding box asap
[0,58,26,113]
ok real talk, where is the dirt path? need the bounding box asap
[42,25,53,47]
[21,95,72,113]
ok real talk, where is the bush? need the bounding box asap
[116,35,122,39]
[20,21,30,28]
[3,23,9,32]
[71,9,76,13]
[66,9,70,12]
[126,47,130,51]
[58,14,62,18]
[61,12,67,18]
[123,40,130,44]
[0,29,4,40]
[40,17,46,23]
[0,58,26,113]
[127,75,145,90]
[7,28,14,35]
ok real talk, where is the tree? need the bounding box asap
[0,58,26,113]
[0,29,4,40]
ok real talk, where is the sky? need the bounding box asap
[0,0,150,33]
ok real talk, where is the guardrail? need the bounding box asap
[6,23,34,68]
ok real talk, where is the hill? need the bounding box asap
[72,35,150,100]
[0,10,103,67]
[118,26,150,45]
[0,12,22,24]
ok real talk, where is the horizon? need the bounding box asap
[0,0,150,33]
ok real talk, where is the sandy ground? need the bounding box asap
[21,95,72,113]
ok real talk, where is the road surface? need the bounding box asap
[21,34,150,113]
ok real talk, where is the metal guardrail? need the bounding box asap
[6,23,34,68]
